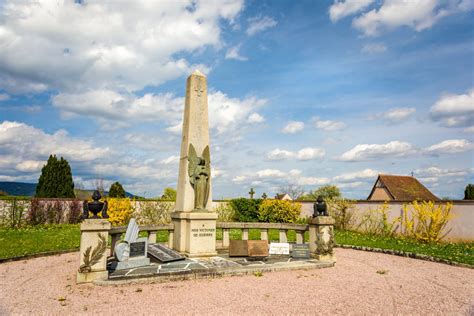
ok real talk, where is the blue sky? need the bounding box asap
[0,0,473,199]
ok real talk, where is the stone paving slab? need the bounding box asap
[100,254,334,285]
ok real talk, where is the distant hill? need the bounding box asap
[0,182,36,196]
[0,182,137,198]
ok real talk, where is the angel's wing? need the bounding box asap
[188,144,199,185]
[202,145,211,175]
[202,145,211,206]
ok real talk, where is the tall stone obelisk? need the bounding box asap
[171,70,217,257]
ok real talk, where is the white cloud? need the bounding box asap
[296,148,325,160]
[351,0,474,36]
[225,44,248,61]
[15,160,44,173]
[295,176,330,186]
[361,43,387,54]
[369,107,416,123]
[267,147,325,161]
[247,113,265,123]
[282,121,304,134]
[53,90,183,124]
[232,175,247,183]
[246,16,277,36]
[0,93,9,101]
[53,89,267,136]
[312,117,346,131]
[160,155,180,165]
[267,148,295,161]
[415,166,469,178]
[338,181,365,188]
[0,121,108,164]
[464,126,474,133]
[424,139,474,155]
[340,140,413,161]
[333,168,379,182]
[256,169,286,178]
[0,0,243,93]
[430,88,474,128]
[208,91,267,135]
[329,0,375,22]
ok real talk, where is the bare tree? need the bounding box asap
[278,184,306,200]
[93,177,105,197]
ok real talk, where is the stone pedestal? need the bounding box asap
[77,219,111,284]
[171,211,217,257]
[308,216,336,262]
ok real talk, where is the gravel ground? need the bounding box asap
[0,248,472,315]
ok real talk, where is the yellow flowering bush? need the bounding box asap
[107,198,134,226]
[401,201,453,243]
[258,199,301,223]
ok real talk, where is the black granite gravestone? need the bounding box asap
[291,243,310,259]
[147,244,185,263]
[130,241,146,257]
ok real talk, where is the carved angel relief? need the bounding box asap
[188,144,210,210]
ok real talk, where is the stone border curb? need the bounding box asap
[336,244,473,269]
[0,248,79,264]
[94,260,335,286]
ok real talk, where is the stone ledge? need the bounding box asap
[94,257,334,286]
[336,244,473,269]
[309,216,335,225]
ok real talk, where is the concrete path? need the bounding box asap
[0,248,472,314]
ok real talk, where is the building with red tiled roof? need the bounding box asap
[367,174,439,201]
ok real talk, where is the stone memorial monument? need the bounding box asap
[77,191,111,284]
[171,70,218,257]
[112,218,150,270]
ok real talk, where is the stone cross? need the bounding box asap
[249,188,255,199]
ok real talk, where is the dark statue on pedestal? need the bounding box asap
[313,196,328,217]
[82,190,108,219]
[188,144,211,210]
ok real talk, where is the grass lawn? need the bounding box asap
[1,225,473,266]
[0,224,81,259]
[336,230,474,266]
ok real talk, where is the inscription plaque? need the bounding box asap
[291,243,310,259]
[269,243,290,255]
[130,241,146,257]
[147,244,185,263]
[248,240,269,257]
[229,240,248,257]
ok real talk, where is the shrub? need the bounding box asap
[401,201,453,243]
[0,198,26,228]
[230,198,262,222]
[357,201,399,237]
[257,200,301,223]
[27,198,47,225]
[135,201,172,225]
[215,202,236,222]
[109,182,126,198]
[161,187,177,201]
[67,200,83,224]
[107,198,134,226]
[327,198,355,230]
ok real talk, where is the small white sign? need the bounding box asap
[269,242,290,255]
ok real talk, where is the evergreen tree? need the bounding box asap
[109,181,126,198]
[464,184,474,200]
[36,155,75,198]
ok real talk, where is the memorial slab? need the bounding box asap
[229,240,248,257]
[248,240,269,257]
[269,242,290,255]
[148,243,185,263]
